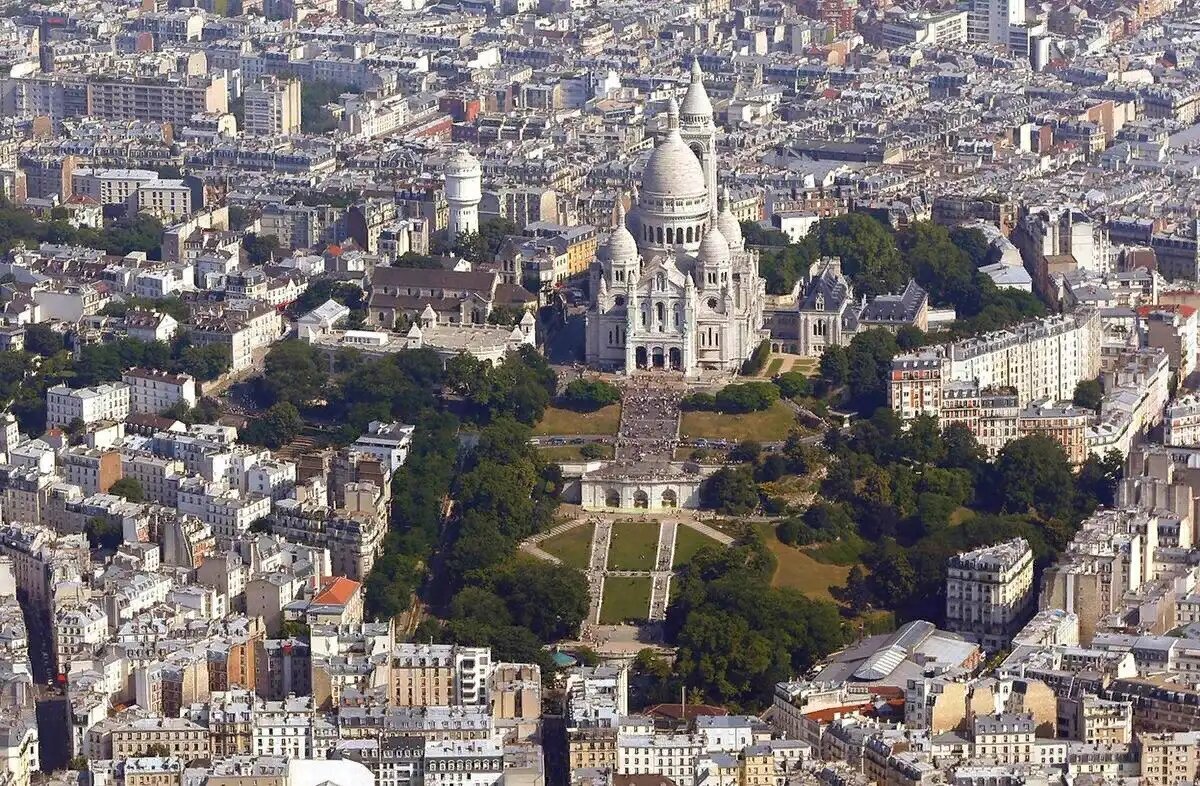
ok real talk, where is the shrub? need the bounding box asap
[714,382,779,414]
[562,379,621,412]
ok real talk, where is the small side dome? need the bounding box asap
[698,223,730,266]
[716,187,743,248]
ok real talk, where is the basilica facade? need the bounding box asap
[585,61,767,375]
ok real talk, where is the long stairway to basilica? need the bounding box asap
[614,381,682,463]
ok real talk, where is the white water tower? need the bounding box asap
[444,148,482,237]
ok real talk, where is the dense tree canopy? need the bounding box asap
[257,341,329,408]
[561,379,621,412]
[666,533,844,710]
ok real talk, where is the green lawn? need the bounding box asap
[540,522,595,569]
[537,444,614,462]
[672,524,720,568]
[754,523,852,602]
[790,357,818,375]
[679,400,798,442]
[607,520,661,571]
[599,576,651,623]
[533,404,621,436]
[765,358,784,376]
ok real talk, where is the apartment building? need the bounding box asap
[616,733,704,782]
[132,179,194,221]
[1018,400,1093,466]
[123,368,198,416]
[71,168,158,204]
[1139,730,1200,785]
[46,382,131,428]
[110,718,209,760]
[1164,393,1200,446]
[391,643,491,707]
[244,77,301,137]
[86,75,228,125]
[945,538,1034,652]
[60,447,123,495]
[424,739,503,786]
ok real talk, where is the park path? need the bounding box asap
[648,520,677,621]
[587,519,613,624]
[680,519,734,545]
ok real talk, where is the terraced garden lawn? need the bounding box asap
[680,400,798,442]
[672,524,721,568]
[533,404,621,436]
[607,520,661,571]
[599,576,651,624]
[540,522,595,569]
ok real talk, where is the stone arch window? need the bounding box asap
[685,226,694,243]
[656,302,665,327]
[656,227,663,244]
[666,227,674,244]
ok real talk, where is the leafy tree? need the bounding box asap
[702,466,759,514]
[85,516,122,549]
[109,477,145,502]
[986,435,1075,518]
[258,341,328,407]
[300,80,358,134]
[248,516,274,534]
[819,346,850,387]
[580,443,607,459]
[845,329,900,412]
[729,440,762,463]
[241,402,304,449]
[228,205,253,232]
[479,217,517,259]
[1076,450,1123,512]
[488,558,589,642]
[280,620,311,640]
[741,339,771,375]
[487,304,527,326]
[811,213,905,299]
[775,371,812,399]
[561,379,621,412]
[24,323,64,356]
[832,565,871,614]
[1073,379,1104,411]
[243,233,281,265]
[715,381,779,413]
[178,343,231,381]
[950,225,993,268]
[666,533,844,709]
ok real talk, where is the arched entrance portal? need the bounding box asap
[668,347,682,370]
[635,346,647,368]
[651,347,665,369]
[605,489,621,508]
[662,489,677,508]
[633,490,649,508]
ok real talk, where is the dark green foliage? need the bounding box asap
[985,435,1076,518]
[177,343,231,381]
[228,206,253,232]
[811,213,906,299]
[257,341,328,407]
[23,323,65,356]
[774,371,812,399]
[683,382,780,414]
[100,295,190,323]
[242,233,280,265]
[665,533,845,710]
[822,329,900,413]
[287,279,367,324]
[562,379,621,412]
[364,412,458,620]
[443,347,555,425]
[487,304,526,326]
[108,477,144,503]
[240,402,303,449]
[85,516,122,550]
[702,466,759,514]
[300,80,358,134]
[1073,379,1104,411]
[741,339,771,375]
